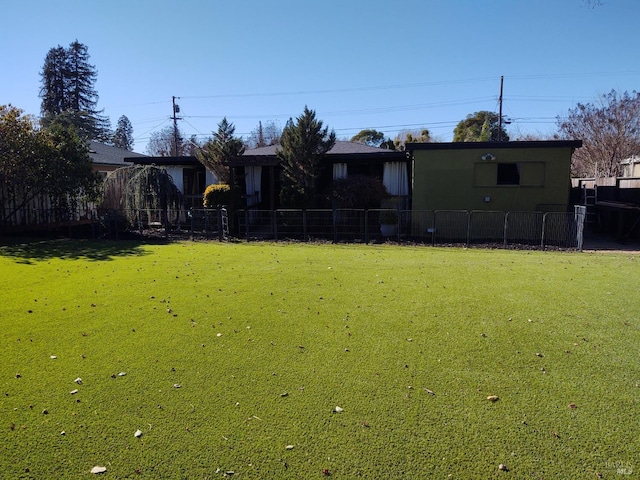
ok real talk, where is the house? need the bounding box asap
[125,155,217,208]
[408,140,582,213]
[621,156,640,177]
[88,141,147,178]
[225,141,410,210]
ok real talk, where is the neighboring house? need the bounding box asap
[126,156,217,208]
[225,141,409,210]
[408,140,582,213]
[621,156,640,177]
[88,141,147,178]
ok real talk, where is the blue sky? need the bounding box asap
[2,0,639,152]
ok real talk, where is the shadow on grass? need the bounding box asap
[0,237,172,263]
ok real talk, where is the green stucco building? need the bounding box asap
[408,141,582,213]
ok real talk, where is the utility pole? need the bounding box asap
[498,76,504,142]
[172,96,181,156]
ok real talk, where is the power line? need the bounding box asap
[164,70,640,102]
[132,117,171,142]
[177,96,497,123]
[179,77,499,100]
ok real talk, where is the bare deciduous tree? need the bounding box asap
[247,120,282,148]
[146,125,188,156]
[557,90,640,177]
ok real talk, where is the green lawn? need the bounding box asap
[1,240,639,478]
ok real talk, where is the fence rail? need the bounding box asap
[1,206,586,250]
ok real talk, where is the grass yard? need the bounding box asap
[1,239,639,479]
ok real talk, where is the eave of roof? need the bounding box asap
[226,141,406,166]
[406,140,582,151]
[126,156,203,166]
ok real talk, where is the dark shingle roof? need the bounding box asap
[89,141,147,166]
[243,141,397,156]
[227,141,406,166]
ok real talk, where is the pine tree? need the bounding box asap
[197,117,245,183]
[39,40,111,141]
[39,46,67,116]
[113,115,134,150]
[65,41,99,112]
[277,106,336,208]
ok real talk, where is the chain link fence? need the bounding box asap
[2,206,586,250]
[233,207,586,250]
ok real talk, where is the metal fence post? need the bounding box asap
[541,213,547,249]
[503,212,509,247]
[273,210,278,241]
[190,209,195,241]
[574,205,586,251]
[245,209,250,241]
[332,209,338,244]
[302,210,307,242]
[364,210,369,244]
[432,211,438,246]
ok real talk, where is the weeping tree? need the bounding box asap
[102,164,183,232]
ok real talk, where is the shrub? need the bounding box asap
[330,175,389,209]
[379,197,400,224]
[203,183,230,208]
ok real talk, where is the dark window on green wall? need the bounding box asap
[497,163,521,185]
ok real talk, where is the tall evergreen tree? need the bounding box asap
[197,117,245,183]
[39,40,111,142]
[39,46,67,116]
[277,106,336,208]
[113,115,134,150]
[65,41,99,112]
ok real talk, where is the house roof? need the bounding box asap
[621,155,640,165]
[127,155,203,166]
[89,141,147,166]
[227,140,406,167]
[406,140,583,151]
